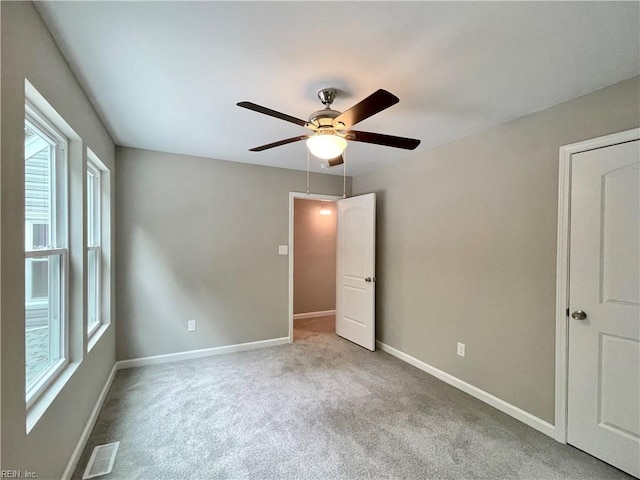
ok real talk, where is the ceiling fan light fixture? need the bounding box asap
[306,131,347,160]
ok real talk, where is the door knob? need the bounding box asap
[571,310,587,320]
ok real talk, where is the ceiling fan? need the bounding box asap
[237,88,421,166]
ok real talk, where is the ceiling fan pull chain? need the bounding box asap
[306,148,310,195]
[343,150,347,198]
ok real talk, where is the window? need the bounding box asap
[87,159,102,336]
[24,103,68,405]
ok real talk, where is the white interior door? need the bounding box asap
[567,139,639,477]
[336,193,375,351]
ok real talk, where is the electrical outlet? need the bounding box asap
[187,320,196,332]
[457,342,465,357]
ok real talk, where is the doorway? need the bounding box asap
[288,192,341,343]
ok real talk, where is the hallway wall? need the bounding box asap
[293,199,337,314]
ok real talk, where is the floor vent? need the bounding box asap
[82,441,120,479]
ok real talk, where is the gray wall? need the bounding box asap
[1,2,116,478]
[116,147,349,360]
[294,199,337,314]
[353,76,640,424]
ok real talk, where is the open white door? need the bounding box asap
[336,193,375,351]
[567,139,639,477]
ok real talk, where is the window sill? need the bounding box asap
[88,322,110,353]
[27,361,80,433]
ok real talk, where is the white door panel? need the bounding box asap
[567,139,639,477]
[336,193,375,351]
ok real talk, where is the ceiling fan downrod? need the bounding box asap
[316,88,337,107]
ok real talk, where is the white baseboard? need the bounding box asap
[116,337,290,369]
[376,340,555,438]
[61,363,118,480]
[293,310,336,320]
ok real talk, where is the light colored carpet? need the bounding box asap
[73,317,631,479]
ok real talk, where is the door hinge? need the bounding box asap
[566,308,570,317]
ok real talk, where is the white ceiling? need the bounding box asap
[36,1,639,177]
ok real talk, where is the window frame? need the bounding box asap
[24,102,70,408]
[86,159,102,338]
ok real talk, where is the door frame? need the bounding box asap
[554,128,639,443]
[288,192,342,344]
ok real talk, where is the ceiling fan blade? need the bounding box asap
[332,89,399,130]
[237,101,313,129]
[248,135,310,152]
[327,155,344,167]
[345,130,421,150]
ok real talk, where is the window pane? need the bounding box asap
[25,254,63,388]
[25,124,52,250]
[88,248,99,331]
[32,224,49,249]
[87,164,100,248]
[87,170,95,245]
[31,259,49,298]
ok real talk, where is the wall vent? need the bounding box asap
[82,441,120,479]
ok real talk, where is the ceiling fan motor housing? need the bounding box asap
[309,108,341,129]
